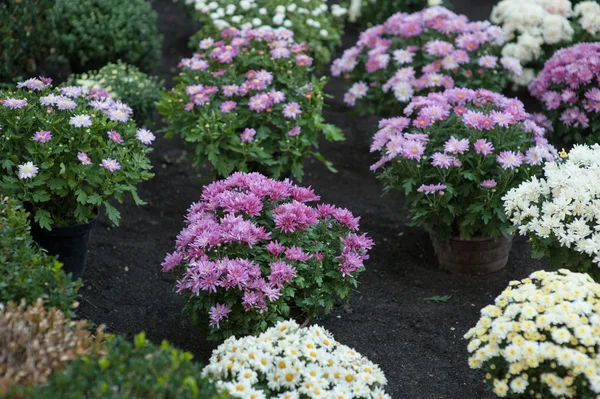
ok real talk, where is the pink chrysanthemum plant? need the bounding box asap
[158,27,344,181]
[331,6,523,116]
[529,42,600,146]
[0,78,154,230]
[370,88,557,242]
[162,172,373,341]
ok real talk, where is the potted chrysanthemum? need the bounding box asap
[370,88,556,273]
[491,0,600,86]
[529,42,600,145]
[158,27,344,181]
[0,78,154,279]
[203,320,390,398]
[332,6,523,116]
[162,172,372,340]
[466,270,600,398]
[504,144,600,281]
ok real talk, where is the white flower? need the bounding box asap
[18,162,38,179]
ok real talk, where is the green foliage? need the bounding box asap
[66,61,164,126]
[185,0,347,67]
[49,0,162,73]
[0,81,154,230]
[0,197,80,316]
[0,0,54,83]
[20,333,231,399]
[158,33,344,181]
[424,295,452,303]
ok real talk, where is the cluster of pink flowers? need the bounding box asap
[332,6,522,108]
[162,172,373,330]
[179,27,312,143]
[529,42,600,130]
[370,88,556,172]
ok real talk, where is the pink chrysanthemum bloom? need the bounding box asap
[107,130,123,143]
[3,98,28,109]
[220,101,237,113]
[496,151,524,169]
[288,126,301,137]
[473,139,494,155]
[55,96,77,110]
[283,102,302,119]
[240,128,256,143]
[136,129,155,145]
[17,78,48,91]
[481,179,497,189]
[101,158,121,172]
[32,130,52,143]
[77,152,92,165]
[208,303,231,328]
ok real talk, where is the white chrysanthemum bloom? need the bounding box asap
[18,162,39,180]
[466,269,600,398]
[203,320,389,397]
[504,144,600,267]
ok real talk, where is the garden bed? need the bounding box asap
[77,1,544,397]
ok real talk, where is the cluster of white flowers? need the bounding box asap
[348,0,442,23]
[180,0,347,37]
[465,270,600,398]
[490,0,600,85]
[503,144,600,265]
[203,320,389,399]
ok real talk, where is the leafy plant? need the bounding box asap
[19,332,230,399]
[371,88,556,241]
[349,0,451,27]
[158,28,344,181]
[162,173,373,340]
[0,0,54,83]
[424,295,451,303]
[66,61,164,126]
[182,0,348,67]
[332,6,522,116]
[0,299,103,394]
[49,0,162,73]
[0,197,80,315]
[0,78,155,230]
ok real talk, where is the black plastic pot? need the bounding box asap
[30,217,97,280]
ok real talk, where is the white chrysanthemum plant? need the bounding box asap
[181,0,347,66]
[490,0,600,86]
[465,270,600,398]
[503,144,600,281]
[202,320,390,399]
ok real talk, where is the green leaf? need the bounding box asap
[104,203,121,226]
[312,152,337,173]
[34,209,53,230]
[322,123,345,142]
[424,295,452,303]
[32,189,51,202]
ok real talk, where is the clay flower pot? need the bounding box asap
[429,234,513,274]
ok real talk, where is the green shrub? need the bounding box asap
[0,0,54,83]
[49,0,162,73]
[66,62,163,125]
[349,0,451,27]
[22,333,230,399]
[0,197,80,315]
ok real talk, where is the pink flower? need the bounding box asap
[101,158,121,172]
[266,241,285,256]
[268,90,286,104]
[288,126,301,137]
[480,179,497,188]
[283,102,302,119]
[221,85,239,97]
[497,151,523,169]
[107,130,123,143]
[443,136,469,154]
[3,98,28,109]
[478,55,497,68]
[209,303,231,328]
[431,152,456,169]
[77,152,92,165]
[32,130,52,143]
[295,54,313,67]
[69,114,92,127]
[417,183,447,195]
[136,129,155,145]
[240,128,256,143]
[473,139,494,155]
[220,101,237,113]
[248,93,271,112]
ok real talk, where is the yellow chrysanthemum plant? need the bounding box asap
[465,270,600,398]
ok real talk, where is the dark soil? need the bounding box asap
[77,1,544,398]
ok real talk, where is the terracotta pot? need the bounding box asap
[429,233,513,274]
